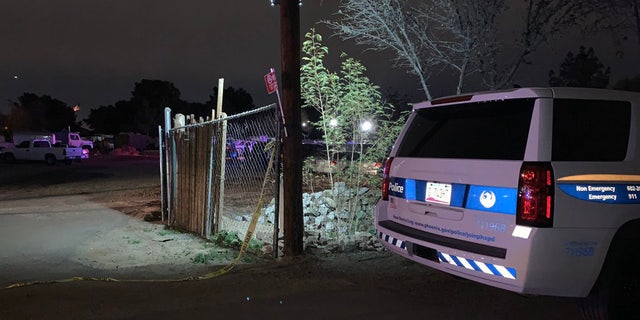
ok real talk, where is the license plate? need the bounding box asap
[425,182,452,205]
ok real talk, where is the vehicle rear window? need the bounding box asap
[396,99,534,160]
[552,99,630,161]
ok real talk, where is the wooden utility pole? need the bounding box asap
[279,0,304,256]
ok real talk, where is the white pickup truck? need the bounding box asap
[1,139,88,165]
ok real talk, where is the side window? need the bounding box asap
[33,141,49,148]
[17,141,30,148]
[552,99,631,161]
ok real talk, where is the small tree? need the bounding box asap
[585,0,640,48]
[301,28,343,189]
[301,29,408,236]
[548,46,610,88]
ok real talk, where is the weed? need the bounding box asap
[202,242,216,249]
[158,228,181,237]
[211,230,241,247]
[211,230,265,256]
[191,249,234,264]
[123,236,141,245]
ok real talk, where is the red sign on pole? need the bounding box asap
[264,69,278,94]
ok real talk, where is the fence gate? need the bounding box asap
[160,104,280,250]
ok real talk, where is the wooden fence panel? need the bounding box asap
[163,105,279,243]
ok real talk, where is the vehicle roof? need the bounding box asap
[413,87,640,110]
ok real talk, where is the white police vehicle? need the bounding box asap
[375,87,640,319]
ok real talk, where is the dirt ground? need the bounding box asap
[0,154,584,319]
[82,184,403,280]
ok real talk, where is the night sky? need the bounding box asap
[2,1,640,120]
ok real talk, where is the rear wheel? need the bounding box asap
[3,153,15,163]
[45,155,57,166]
[579,227,640,319]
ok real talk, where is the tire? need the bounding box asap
[3,153,15,163]
[45,155,57,166]
[579,229,640,319]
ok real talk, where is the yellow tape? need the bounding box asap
[4,143,278,290]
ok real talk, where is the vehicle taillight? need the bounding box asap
[517,162,554,228]
[381,157,394,201]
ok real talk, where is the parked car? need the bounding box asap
[1,139,88,165]
[307,151,350,174]
[54,129,94,149]
[224,138,264,161]
[307,149,381,175]
[376,87,640,318]
[356,159,383,175]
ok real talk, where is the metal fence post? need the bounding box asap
[170,129,178,225]
[214,113,228,234]
[159,125,166,222]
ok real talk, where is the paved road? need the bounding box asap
[0,154,159,201]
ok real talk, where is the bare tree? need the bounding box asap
[483,0,592,89]
[325,0,436,99]
[413,0,504,94]
[585,0,640,48]
[326,0,596,98]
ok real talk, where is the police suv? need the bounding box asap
[375,87,640,319]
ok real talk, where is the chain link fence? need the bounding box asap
[161,104,280,251]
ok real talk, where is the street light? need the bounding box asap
[360,120,373,132]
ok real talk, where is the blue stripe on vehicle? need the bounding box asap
[376,232,518,280]
[467,259,482,272]
[450,254,463,266]
[451,184,466,207]
[405,179,417,201]
[438,252,517,280]
[388,177,516,215]
[378,231,406,250]
[485,262,500,276]
[466,185,517,215]
[558,183,640,204]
